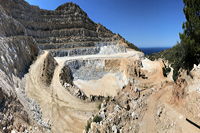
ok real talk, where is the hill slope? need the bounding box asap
[0,0,139,52]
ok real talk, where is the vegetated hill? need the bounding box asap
[150,0,200,81]
[0,0,139,51]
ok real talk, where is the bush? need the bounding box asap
[162,66,171,77]
[149,0,200,81]
[85,115,103,133]
[93,115,102,123]
[149,43,186,81]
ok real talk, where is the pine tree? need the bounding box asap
[180,0,200,69]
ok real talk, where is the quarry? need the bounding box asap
[0,0,200,133]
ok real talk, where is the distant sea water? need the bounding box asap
[140,47,170,55]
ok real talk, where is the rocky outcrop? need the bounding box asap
[41,53,57,85]
[60,65,74,85]
[172,78,187,103]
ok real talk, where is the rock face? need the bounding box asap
[41,53,58,86]
[60,65,74,85]
[0,5,25,37]
[0,0,138,57]
[0,4,39,96]
[0,3,41,132]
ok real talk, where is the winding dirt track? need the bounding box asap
[25,51,98,133]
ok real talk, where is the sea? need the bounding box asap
[140,47,170,55]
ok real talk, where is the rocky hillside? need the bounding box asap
[0,3,43,132]
[0,0,139,55]
[0,3,39,97]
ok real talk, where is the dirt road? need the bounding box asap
[25,51,98,133]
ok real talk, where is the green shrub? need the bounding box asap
[148,0,200,81]
[149,43,185,81]
[93,115,102,123]
[162,66,171,77]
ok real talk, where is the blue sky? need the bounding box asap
[25,0,185,48]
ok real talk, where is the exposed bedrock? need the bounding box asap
[60,56,144,97]
[0,36,39,97]
[0,37,39,78]
[64,54,142,81]
[41,53,58,86]
[59,65,74,85]
[50,45,126,57]
[99,45,127,55]
[50,46,101,57]
[0,5,26,37]
[66,59,108,81]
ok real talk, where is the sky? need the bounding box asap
[25,0,185,48]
